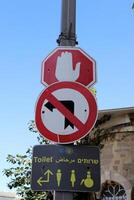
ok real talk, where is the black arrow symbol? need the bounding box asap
[45,102,55,111]
[44,101,74,129]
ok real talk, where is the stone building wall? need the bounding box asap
[101,131,134,184]
[100,122,134,200]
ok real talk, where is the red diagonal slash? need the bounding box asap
[46,92,85,131]
[35,81,98,144]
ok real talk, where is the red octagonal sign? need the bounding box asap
[41,47,96,87]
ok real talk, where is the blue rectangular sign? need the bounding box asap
[31,145,100,192]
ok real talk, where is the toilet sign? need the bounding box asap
[35,81,97,143]
[41,47,96,87]
[31,145,100,192]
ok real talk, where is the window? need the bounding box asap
[101,181,127,200]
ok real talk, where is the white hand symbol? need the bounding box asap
[55,52,81,81]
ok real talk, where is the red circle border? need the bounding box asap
[35,81,98,144]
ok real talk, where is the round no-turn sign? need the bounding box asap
[35,81,97,144]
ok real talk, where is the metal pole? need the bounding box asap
[53,191,73,200]
[54,1,77,199]
[57,0,78,46]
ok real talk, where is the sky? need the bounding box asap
[0,0,134,192]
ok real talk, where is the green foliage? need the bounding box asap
[3,121,52,200]
[78,114,111,148]
[3,149,52,200]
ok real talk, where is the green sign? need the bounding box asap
[31,145,100,192]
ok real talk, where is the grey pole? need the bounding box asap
[54,0,77,199]
[57,0,78,46]
[53,191,73,200]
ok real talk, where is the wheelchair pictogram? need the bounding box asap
[80,171,94,188]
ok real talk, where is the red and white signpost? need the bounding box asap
[35,47,97,144]
[41,47,96,87]
[35,81,97,143]
[32,2,100,199]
